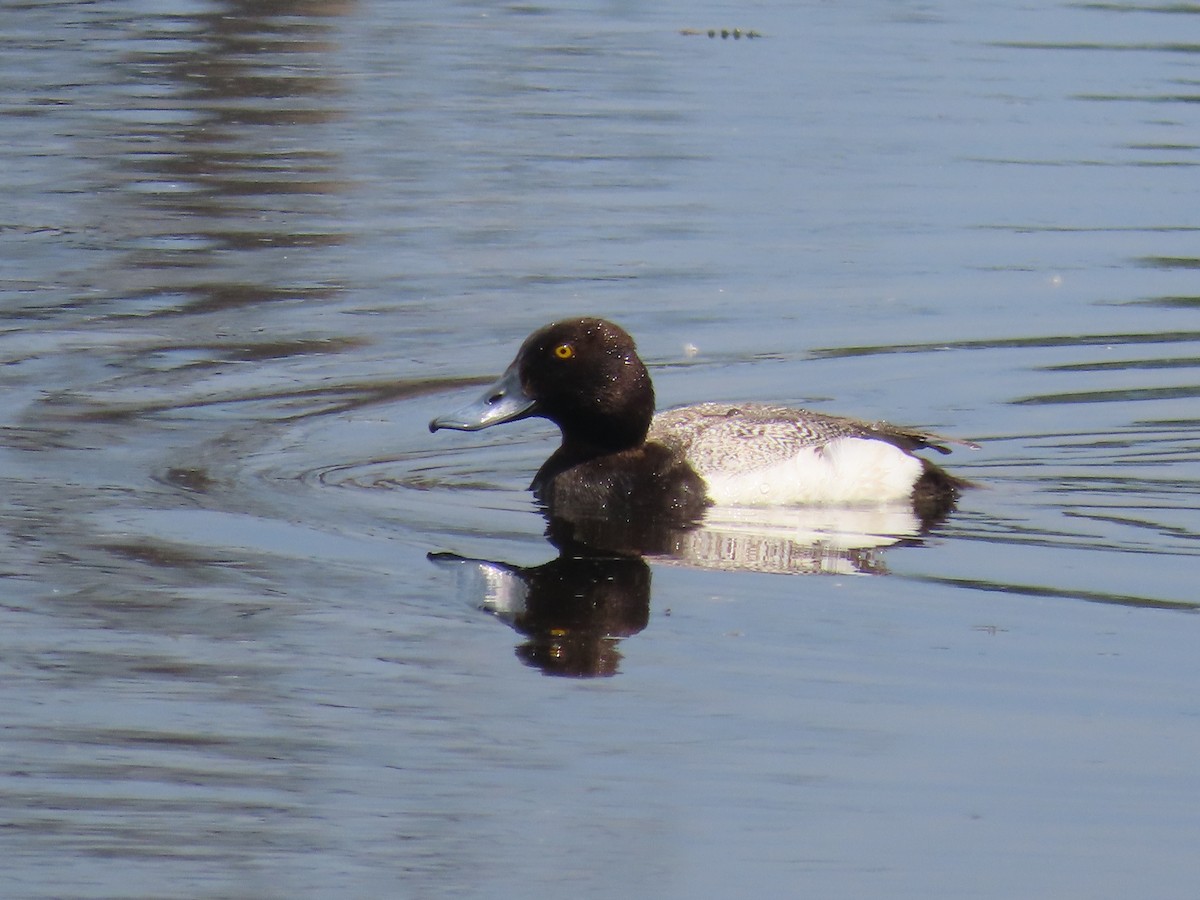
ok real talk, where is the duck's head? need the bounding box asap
[429,317,655,452]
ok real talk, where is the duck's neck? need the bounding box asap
[557,410,651,457]
[567,376,654,455]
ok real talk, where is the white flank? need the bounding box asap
[697,437,923,507]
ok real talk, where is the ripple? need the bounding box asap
[300,444,530,494]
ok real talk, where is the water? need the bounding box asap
[1,0,1197,897]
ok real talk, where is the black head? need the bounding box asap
[515,318,654,450]
[429,317,656,453]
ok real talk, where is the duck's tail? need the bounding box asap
[911,458,976,530]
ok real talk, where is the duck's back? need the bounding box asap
[648,402,957,507]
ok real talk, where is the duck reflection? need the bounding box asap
[544,500,938,575]
[432,498,944,676]
[430,551,651,678]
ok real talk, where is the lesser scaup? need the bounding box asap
[429,317,975,524]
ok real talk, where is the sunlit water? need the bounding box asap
[1,1,1198,897]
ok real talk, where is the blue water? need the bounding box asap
[1,1,1197,897]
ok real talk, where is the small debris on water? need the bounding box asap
[679,28,764,40]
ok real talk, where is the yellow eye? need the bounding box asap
[553,343,575,360]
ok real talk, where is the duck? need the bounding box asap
[429,317,975,527]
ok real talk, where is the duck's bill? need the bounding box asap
[429,364,538,433]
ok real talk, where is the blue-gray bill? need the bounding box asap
[428,364,538,433]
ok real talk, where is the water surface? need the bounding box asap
[1,1,1198,897]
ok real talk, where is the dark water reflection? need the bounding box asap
[2,0,1200,896]
[431,551,653,677]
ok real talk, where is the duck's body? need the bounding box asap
[429,317,974,526]
[648,402,959,507]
